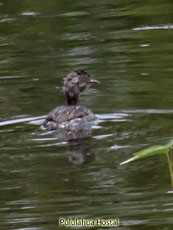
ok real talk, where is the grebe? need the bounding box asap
[43,70,99,137]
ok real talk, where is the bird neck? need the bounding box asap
[66,95,79,105]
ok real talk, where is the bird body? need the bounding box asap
[44,105,96,130]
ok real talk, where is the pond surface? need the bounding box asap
[0,0,173,229]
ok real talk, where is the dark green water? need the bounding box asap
[0,0,173,229]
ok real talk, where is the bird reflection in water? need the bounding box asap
[68,139,95,165]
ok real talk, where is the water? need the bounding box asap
[0,0,173,229]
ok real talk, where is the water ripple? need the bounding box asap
[123,109,173,114]
[133,24,173,31]
[0,116,44,127]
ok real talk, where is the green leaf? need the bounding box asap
[120,145,168,165]
[165,140,173,149]
[133,145,168,155]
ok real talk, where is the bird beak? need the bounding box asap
[90,79,100,84]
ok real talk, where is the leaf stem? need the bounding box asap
[166,152,173,191]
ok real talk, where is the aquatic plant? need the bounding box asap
[121,140,173,190]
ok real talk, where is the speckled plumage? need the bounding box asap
[44,105,96,130]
